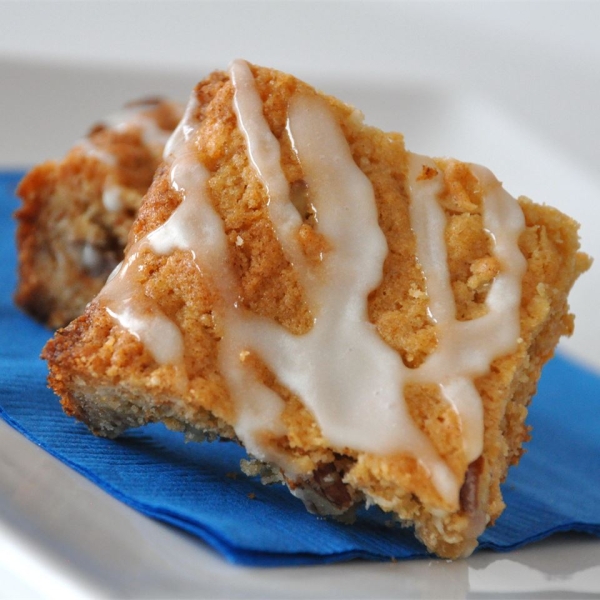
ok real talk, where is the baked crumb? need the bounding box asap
[41,62,590,560]
[15,98,184,328]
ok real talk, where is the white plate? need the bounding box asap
[1,2,599,597]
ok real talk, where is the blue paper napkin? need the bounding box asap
[1,170,599,566]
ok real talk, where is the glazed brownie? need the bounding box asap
[42,62,590,558]
[15,97,184,328]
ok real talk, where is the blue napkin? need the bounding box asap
[1,170,599,566]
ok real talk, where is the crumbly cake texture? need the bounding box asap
[43,64,590,559]
[15,98,183,328]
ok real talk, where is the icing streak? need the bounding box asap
[101,60,526,506]
[406,155,527,462]
[101,248,185,367]
[229,61,315,301]
[75,100,184,212]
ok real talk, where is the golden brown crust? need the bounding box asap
[42,64,591,559]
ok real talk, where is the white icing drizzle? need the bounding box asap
[102,185,123,212]
[100,103,176,149]
[409,154,526,461]
[149,98,289,465]
[162,93,198,161]
[409,156,526,379]
[100,245,185,367]
[75,137,117,167]
[102,61,527,507]
[405,154,526,462]
[229,61,314,300]
[105,300,185,366]
[75,100,184,212]
[95,99,191,366]
[80,242,104,275]
[77,100,182,164]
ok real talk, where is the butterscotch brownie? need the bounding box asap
[15,97,183,328]
[42,62,590,558]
